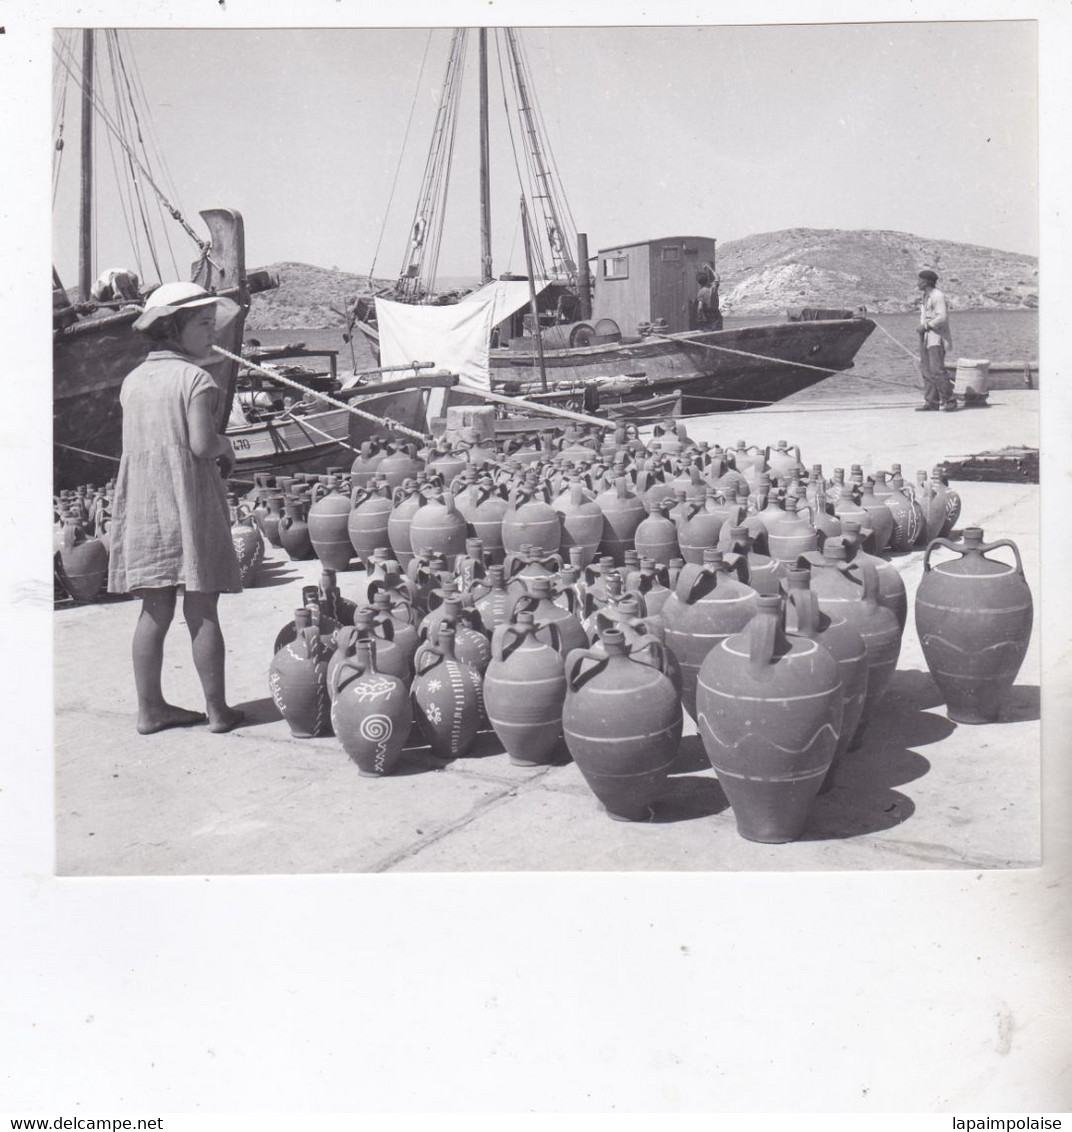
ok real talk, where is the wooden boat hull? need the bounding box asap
[358,316,875,414]
[53,208,249,489]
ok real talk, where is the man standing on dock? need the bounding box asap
[915,268,956,411]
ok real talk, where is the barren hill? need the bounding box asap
[715,228,1037,316]
[245,230,1038,328]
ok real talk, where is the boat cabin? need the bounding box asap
[591,235,717,334]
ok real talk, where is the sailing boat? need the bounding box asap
[51,29,259,489]
[351,28,876,416]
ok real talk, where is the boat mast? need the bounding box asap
[520,196,548,392]
[478,29,493,284]
[78,29,94,301]
[504,29,577,283]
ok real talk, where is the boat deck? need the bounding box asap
[48,387,1051,876]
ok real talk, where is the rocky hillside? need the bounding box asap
[716,228,1037,316]
[244,230,1038,327]
[246,261,382,330]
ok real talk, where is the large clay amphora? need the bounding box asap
[407,491,468,569]
[307,479,354,571]
[55,517,108,602]
[349,440,386,488]
[410,623,485,761]
[376,442,423,490]
[660,549,759,719]
[456,478,509,565]
[386,479,424,570]
[783,568,869,792]
[261,494,286,548]
[675,499,723,565]
[553,481,604,568]
[633,499,680,566]
[697,594,842,843]
[562,630,682,821]
[765,496,817,567]
[510,575,589,655]
[839,520,907,633]
[502,485,562,557]
[595,477,646,565]
[268,608,332,738]
[347,481,393,562]
[484,611,567,766]
[470,564,526,634]
[331,639,412,776]
[915,528,1033,724]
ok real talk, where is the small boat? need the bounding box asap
[351,28,875,416]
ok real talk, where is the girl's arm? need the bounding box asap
[188,387,235,474]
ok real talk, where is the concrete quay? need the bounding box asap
[53,389,1045,875]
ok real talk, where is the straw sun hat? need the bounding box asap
[132,281,236,333]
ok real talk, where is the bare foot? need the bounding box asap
[137,705,207,735]
[207,707,246,734]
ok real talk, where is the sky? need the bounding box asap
[49,18,1039,291]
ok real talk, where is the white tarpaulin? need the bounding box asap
[375,278,548,391]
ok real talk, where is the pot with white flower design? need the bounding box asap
[410,622,485,760]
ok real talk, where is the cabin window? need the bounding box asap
[603,255,629,279]
[661,246,681,261]
[683,247,698,256]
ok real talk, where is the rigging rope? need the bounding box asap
[53,37,210,255]
[211,346,428,439]
[368,29,434,286]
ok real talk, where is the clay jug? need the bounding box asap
[426,445,467,487]
[857,480,895,553]
[416,597,492,675]
[454,477,507,565]
[697,594,842,843]
[229,499,265,587]
[369,591,420,674]
[553,480,604,567]
[562,630,682,821]
[55,517,108,602]
[349,440,386,488]
[353,548,413,610]
[595,477,646,565]
[915,528,1033,724]
[327,615,408,703]
[261,494,286,548]
[307,478,354,571]
[883,480,922,553]
[410,623,485,760]
[347,480,393,562]
[407,491,468,569]
[765,496,817,567]
[783,568,869,792]
[405,548,450,616]
[510,575,589,655]
[278,499,315,561]
[626,559,673,619]
[376,442,423,489]
[838,520,907,633]
[317,568,357,627]
[330,639,413,776]
[804,542,900,713]
[272,585,342,655]
[470,564,527,635]
[766,440,805,482]
[386,479,425,570]
[660,548,759,720]
[589,595,683,698]
[502,484,562,557]
[676,498,724,565]
[633,499,680,566]
[921,466,961,540]
[716,524,781,596]
[268,608,332,738]
[454,538,491,592]
[483,611,567,766]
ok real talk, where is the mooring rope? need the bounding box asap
[55,441,121,463]
[211,346,427,439]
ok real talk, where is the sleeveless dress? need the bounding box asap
[107,350,242,594]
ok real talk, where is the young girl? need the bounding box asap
[107,281,245,734]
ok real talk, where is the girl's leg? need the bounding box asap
[183,590,244,733]
[132,587,206,734]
